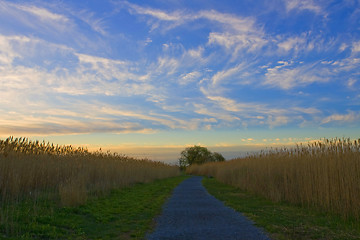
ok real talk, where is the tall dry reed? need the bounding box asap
[0,136,180,206]
[187,138,360,220]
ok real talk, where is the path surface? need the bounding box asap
[147,176,270,240]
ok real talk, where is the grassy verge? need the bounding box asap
[1,175,188,240]
[202,177,360,240]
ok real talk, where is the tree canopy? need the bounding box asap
[179,145,225,170]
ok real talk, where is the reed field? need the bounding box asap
[187,138,360,220]
[0,136,180,236]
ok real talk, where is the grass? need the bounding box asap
[188,138,360,220]
[0,175,189,239]
[203,177,360,240]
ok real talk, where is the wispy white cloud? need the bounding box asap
[206,96,243,112]
[179,71,202,85]
[208,32,267,54]
[283,0,324,15]
[125,2,184,22]
[321,111,360,124]
[339,43,348,52]
[122,2,262,35]
[15,5,69,23]
[197,90,318,129]
[267,115,289,128]
[122,2,189,32]
[0,113,154,137]
[0,35,29,65]
[202,11,267,56]
[330,56,360,72]
[278,35,309,52]
[198,10,258,33]
[264,61,329,89]
[99,107,178,128]
[352,40,360,53]
[75,9,108,35]
[292,107,321,115]
[122,2,267,55]
[0,35,155,98]
[0,1,72,33]
[155,56,180,76]
[347,78,357,88]
[193,102,240,122]
[211,63,247,85]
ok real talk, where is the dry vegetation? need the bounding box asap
[187,138,360,220]
[0,136,180,233]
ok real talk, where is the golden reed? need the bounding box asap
[0,136,180,206]
[187,138,360,220]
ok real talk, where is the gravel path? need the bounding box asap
[147,176,270,240]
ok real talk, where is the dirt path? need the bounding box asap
[147,176,270,240]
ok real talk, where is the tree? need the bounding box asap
[212,152,226,162]
[179,145,225,170]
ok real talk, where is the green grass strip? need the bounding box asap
[202,177,360,240]
[1,175,188,240]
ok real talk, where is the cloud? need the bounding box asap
[0,35,155,97]
[122,2,188,32]
[0,1,114,54]
[122,2,267,55]
[0,107,156,137]
[211,63,247,85]
[347,78,357,88]
[123,3,260,33]
[278,35,309,52]
[198,10,258,33]
[125,2,184,21]
[76,53,126,66]
[179,71,202,85]
[0,120,154,137]
[330,56,360,72]
[264,61,329,89]
[267,115,289,128]
[99,107,180,129]
[206,96,243,112]
[292,107,321,115]
[0,35,29,65]
[156,56,180,75]
[352,40,360,53]
[339,43,348,52]
[15,5,69,23]
[75,9,108,35]
[201,10,267,55]
[0,1,72,33]
[122,2,262,35]
[321,111,360,124]
[208,32,267,53]
[198,76,324,129]
[197,91,312,129]
[193,103,240,122]
[283,0,324,15]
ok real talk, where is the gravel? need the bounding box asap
[146,176,271,240]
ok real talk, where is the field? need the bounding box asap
[187,138,360,221]
[2,136,360,239]
[0,137,181,238]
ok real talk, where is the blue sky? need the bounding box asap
[0,0,359,163]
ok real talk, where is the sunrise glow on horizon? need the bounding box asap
[1,0,359,163]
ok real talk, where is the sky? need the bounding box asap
[0,0,359,163]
